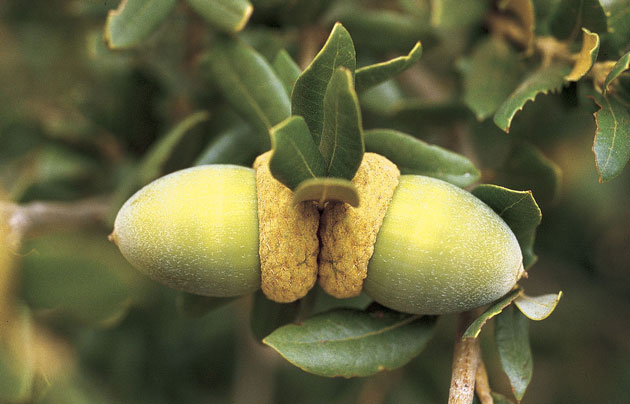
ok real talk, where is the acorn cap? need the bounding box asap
[318,153,400,298]
[254,152,319,303]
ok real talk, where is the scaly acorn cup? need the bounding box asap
[110,156,319,302]
[320,153,524,315]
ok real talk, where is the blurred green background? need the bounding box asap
[1,0,630,403]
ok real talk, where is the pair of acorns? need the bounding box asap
[110,152,524,315]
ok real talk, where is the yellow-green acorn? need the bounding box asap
[111,157,320,302]
[111,165,261,297]
[364,175,523,315]
[319,153,523,315]
[112,153,523,315]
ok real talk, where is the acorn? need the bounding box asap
[319,153,524,315]
[112,153,523,314]
[110,154,320,302]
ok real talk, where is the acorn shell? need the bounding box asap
[112,165,260,297]
[364,175,523,315]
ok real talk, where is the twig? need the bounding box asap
[0,197,110,244]
[448,311,481,404]
[475,349,494,404]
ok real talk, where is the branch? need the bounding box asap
[475,349,494,404]
[448,311,481,404]
[0,197,110,244]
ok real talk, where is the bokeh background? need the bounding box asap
[1,1,629,403]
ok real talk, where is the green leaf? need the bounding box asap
[292,177,359,207]
[566,28,600,81]
[176,293,238,318]
[319,68,364,180]
[0,307,34,403]
[463,288,523,339]
[263,307,437,378]
[495,306,533,402]
[326,5,432,52]
[269,116,327,190]
[460,37,525,121]
[186,0,253,33]
[496,143,563,208]
[251,290,301,341]
[549,0,608,40]
[359,80,404,114]
[514,291,563,321]
[106,111,209,223]
[364,129,480,187]
[601,0,630,55]
[105,0,177,49]
[20,232,145,326]
[195,123,266,166]
[202,37,290,134]
[139,111,210,184]
[591,91,630,182]
[494,63,571,132]
[272,49,302,96]
[472,185,542,269]
[431,0,488,29]
[291,23,356,144]
[355,42,422,93]
[603,51,630,92]
[492,391,516,404]
[390,101,473,126]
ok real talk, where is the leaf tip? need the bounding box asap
[234,3,254,32]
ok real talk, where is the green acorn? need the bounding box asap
[111,153,523,314]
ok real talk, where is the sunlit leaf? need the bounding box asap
[472,185,541,269]
[495,306,532,402]
[463,288,523,339]
[460,37,525,121]
[292,23,356,144]
[591,91,630,182]
[566,29,600,82]
[355,42,422,93]
[319,68,364,180]
[364,129,480,187]
[292,177,359,207]
[263,307,437,378]
[514,291,563,321]
[105,0,177,49]
[187,0,253,33]
[272,49,301,96]
[494,63,571,132]
[498,0,535,50]
[603,51,630,92]
[549,0,607,40]
[269,116,326,190]
[202,37,290,134]
[251,290,301,341]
